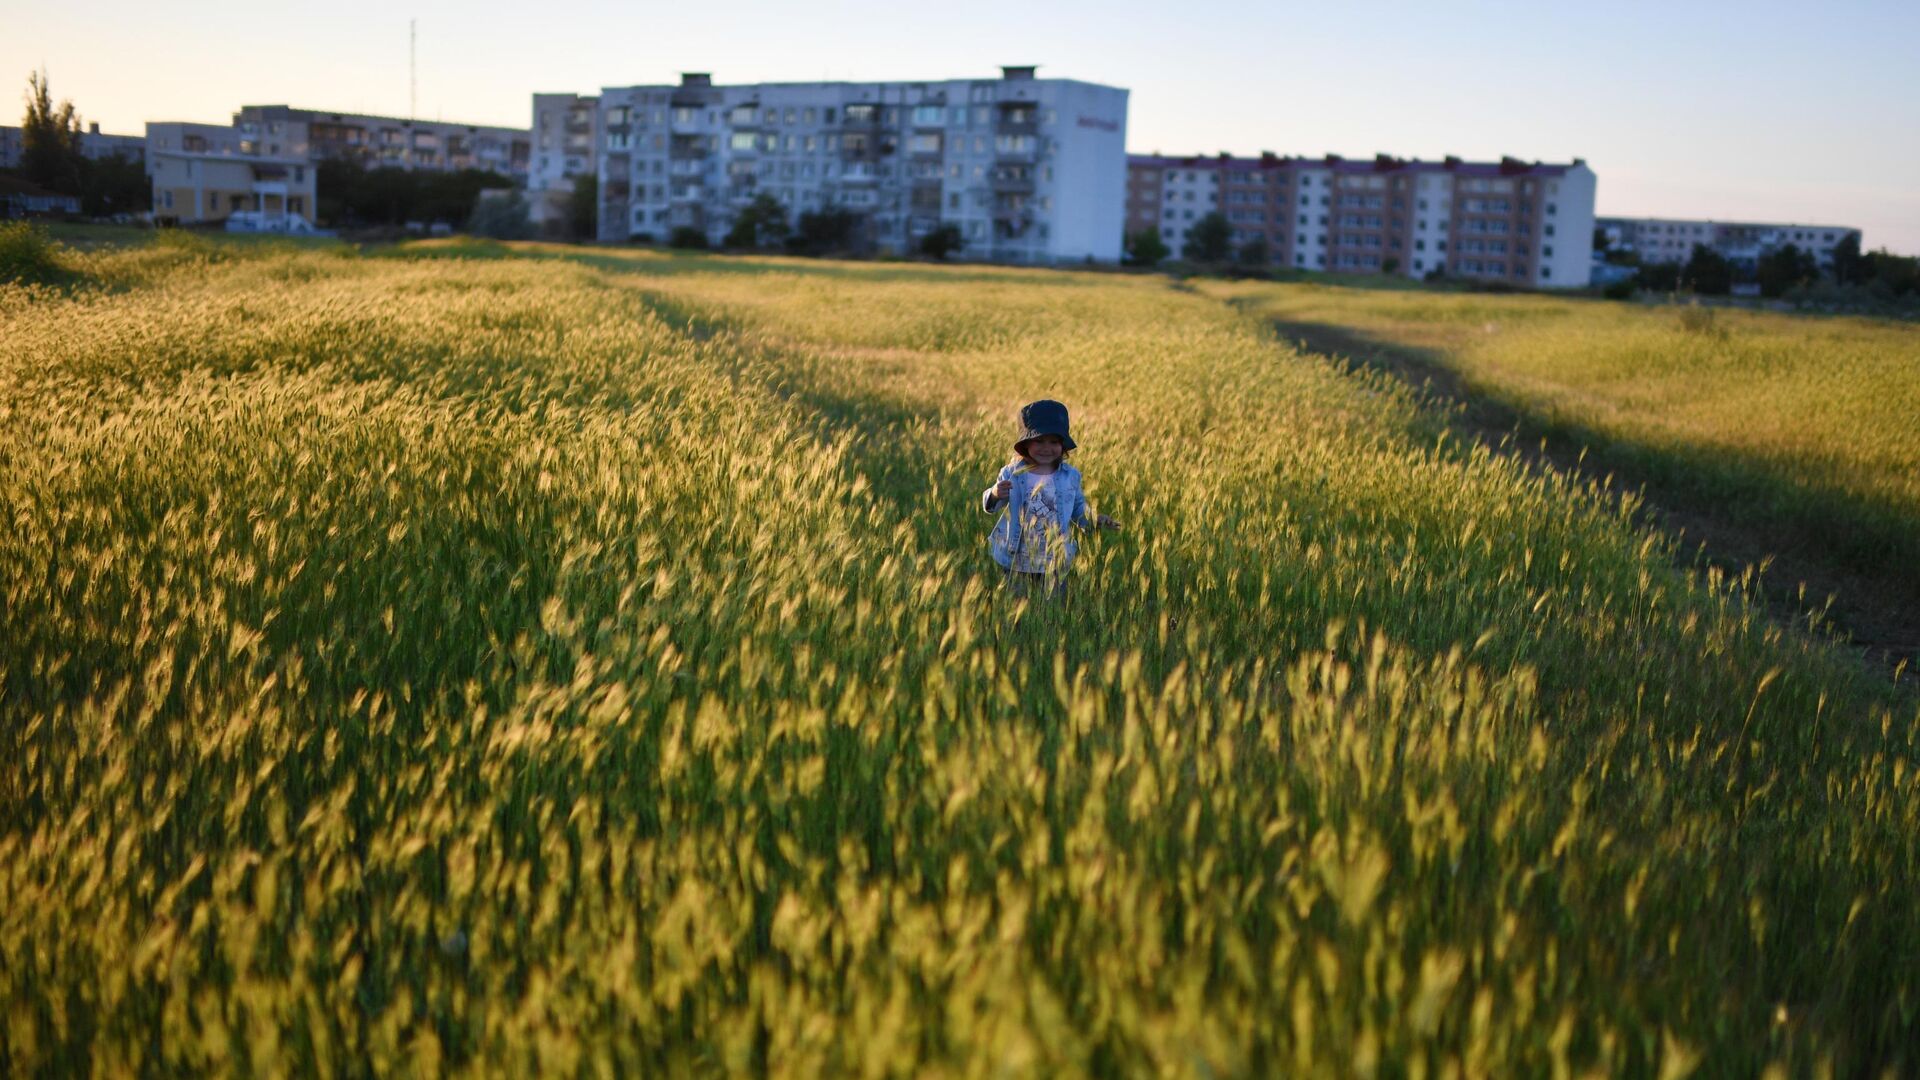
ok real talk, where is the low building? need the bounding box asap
[149,150,317,229]
[1128,152,1597,288]
[529,93,599,233]
[232,105,531,182]
[0,126,19,169]
[586,66,1129,263]
[0,175,82,219]
[1598,216,1860,271]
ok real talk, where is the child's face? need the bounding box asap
[1026,436,1063,465]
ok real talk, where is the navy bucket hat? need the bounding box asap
[1014,399,1076,453]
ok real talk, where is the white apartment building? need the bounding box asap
[1129,153,1597,288]
[1598,217,1860,270]
[230,105,531,181]
[590,67,1129,263]
[529,93,599,231]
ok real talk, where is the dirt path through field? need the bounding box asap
[1261,314,1918,683]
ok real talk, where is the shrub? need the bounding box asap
[668,226,710,250]
[0,221,73,285]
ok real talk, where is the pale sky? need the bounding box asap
[7,0,1918,253]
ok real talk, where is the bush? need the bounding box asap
[0,222,74,285]
[1601,278,1637,301]
[466,193,534,241]
[918,223,964,261]
[668,226,709,250]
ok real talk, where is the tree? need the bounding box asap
[1592,227,1611,257]
[1862,248,1919,297]
[1635,261,1680,293]
[567,175,597,241]
[668,225,709,249]
[724,192,789,249]
[1681,244,1732,295]
[1125,227,1169,267]
[1829,233,1863,286]
[20,70,82,194]
[918,222,963,260]
[78,153,149,216]
[467,191,534,240]
[1236,236,1269,268]
[1185,212,1232,264]
[787,208,861,256]
[1756,243,1818,299]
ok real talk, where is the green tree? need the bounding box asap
[567,175,597,241]
[79,153,149,216]
[466,191,533,240]
[1681,244,1732,296]
[1185,213,1232,264]
[1829,233,1863,286]
[724,193,789,249]
[1126,227,1169,267]
[1635,261,1680,293]
[20,70,83,194]
[787,208,861,256]
[668,225,709,249]
[1756,243,1818,299]
[918,222,963,260]
[1862,248,1919,297]
[1236,236,1270,268]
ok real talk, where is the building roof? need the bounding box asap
[1129,152,1584,178]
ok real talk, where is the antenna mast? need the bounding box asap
[409,19,417,120]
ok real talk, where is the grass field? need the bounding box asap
[1208,280,1920,599]
[3,232,1918,1075]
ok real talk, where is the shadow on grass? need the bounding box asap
[1263,312,1920,668]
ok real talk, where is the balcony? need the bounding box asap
[669,135,710,159]
[990,167,1035,194]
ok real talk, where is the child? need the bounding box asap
[979,399,1119,597]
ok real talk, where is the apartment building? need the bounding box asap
[589,67,1129,263]
[149,149,317,228]
[1,123,144,168]
[231,105,531,181]
[529,93,599,231]
[1598,217,1859,270]
[1128,152,1597,288]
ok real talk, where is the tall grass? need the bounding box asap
[1,239,1915,1075]
[1209,280,1920,588]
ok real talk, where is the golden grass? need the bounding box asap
[1,239,1916,1075]
[1208,280,1920,583]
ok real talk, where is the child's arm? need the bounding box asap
[981,465,1013,513]
[1071,486,1122,531]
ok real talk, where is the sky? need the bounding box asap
[7,0,1919,253]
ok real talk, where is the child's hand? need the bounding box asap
[1096,514,1121,531]
[994,479,1013,499]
